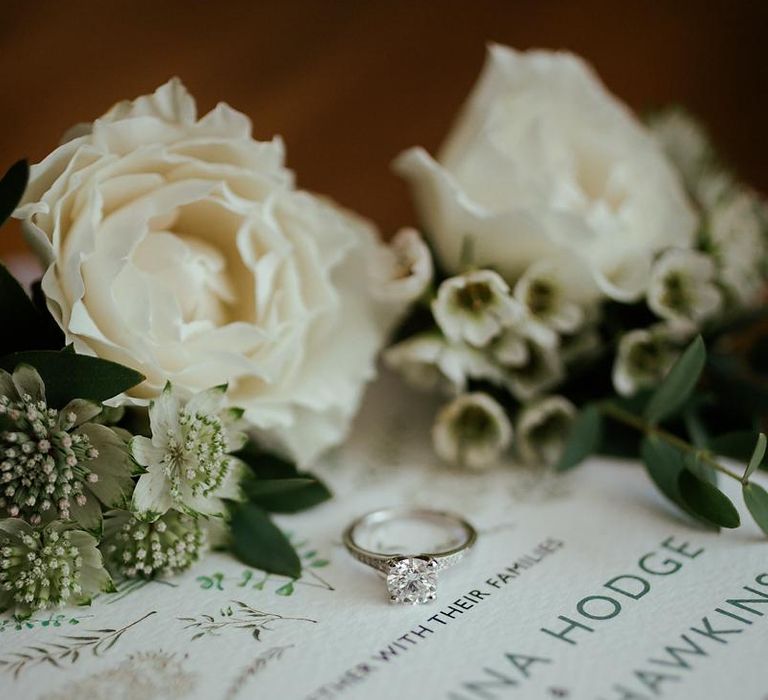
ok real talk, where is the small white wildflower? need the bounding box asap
[648,109,712,190]
[432,393,512,470]
[514,261,584,333]
[432,270,518,347]
[492,327,564,401]
[130,383,248,520]
[516,396,576,466]
[612,328,679,396]
[707,190,766,304]
[370,228,433,304]
[695,166,737,211]
[102,509,207,579]
[560,323,602,366]
[0,519,112,616]
[384,333,503,394]
[647,248,722,327]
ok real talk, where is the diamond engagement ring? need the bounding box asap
[342,507,477,605]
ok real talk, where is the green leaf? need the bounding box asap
[644,336,706,425]
[743,482,768,536]
[242,478,316,497]
[229,503,301,579]
[744,433,767,482]
[555,404,602,472]
[641,437,687,507]
[678,468,740,528]
[248,477,332,514]
[0,160,28,228]
[0,264,43,354]
[709,431,762,463]
[234,441,298,478]
[234,440,332,513]
[30,280,65,349]
[0,351,144,408]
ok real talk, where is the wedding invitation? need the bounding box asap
[2,376,766,700]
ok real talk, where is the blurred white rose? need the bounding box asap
[395,45,697,303]
[15,79,405,464]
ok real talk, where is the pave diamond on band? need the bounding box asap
[342,507,477,605]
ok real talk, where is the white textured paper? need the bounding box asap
[1,375,767,700]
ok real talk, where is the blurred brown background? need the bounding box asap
[1,0,766,264]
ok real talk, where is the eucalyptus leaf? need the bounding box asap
[0,160,28,227]
[744,433,767,482]
[678,468,740,528]
[555,404,602,472]
[644,336,706,425]
[742,482,768,536]
[0,351,144,407]
[640,437,687,507]
[229,503,301,579]
[709,431,762,463]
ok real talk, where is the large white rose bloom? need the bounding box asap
[395,45,698,303]
[15,79,407,464]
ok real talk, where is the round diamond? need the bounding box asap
[386,557,438,604]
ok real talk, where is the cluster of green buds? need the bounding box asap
[0,519,111,615]
[0,393,100,523]
[103,509,207,579]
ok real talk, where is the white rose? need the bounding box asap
[394,45,697,303]
[15,79,404,465]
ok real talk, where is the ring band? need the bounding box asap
[342,507,477,604]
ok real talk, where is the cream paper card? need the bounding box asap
[1,375,766,700]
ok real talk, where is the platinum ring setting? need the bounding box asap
[342,507,477,604]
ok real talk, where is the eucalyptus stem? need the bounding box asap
[599,403,743,482]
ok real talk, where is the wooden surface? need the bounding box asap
[1,0,766,262]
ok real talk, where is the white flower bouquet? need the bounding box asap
[1,45,767,618]
[0,80,423,615]
[386,46,768,536]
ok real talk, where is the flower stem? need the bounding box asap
[599,403,743,482]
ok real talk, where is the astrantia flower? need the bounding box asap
[371,227,433,304]
[0,519,112,616]
[131,384,248,520]
[707,191,766,304]
[647,248,722,327]
[102,509,207,579]
[516,396,576,466]
[384,333,503,394]
[514,262,585,334]
[432,392,512,470]
[432,270,518,347]
[0,365,133,529]
[612,328,679,396]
